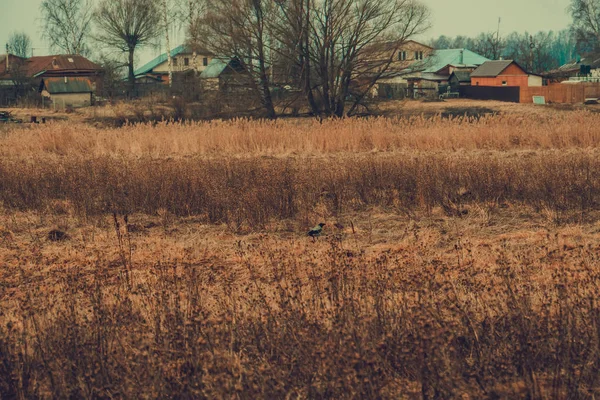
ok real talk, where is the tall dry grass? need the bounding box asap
[2,111,600,158]
[1,113,600,228]
[1,216,600,398]
[1,112,600,398]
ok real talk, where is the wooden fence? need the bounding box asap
[520,83,600,103]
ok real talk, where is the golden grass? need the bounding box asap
[2,111,600,158]
[1,110,600,398]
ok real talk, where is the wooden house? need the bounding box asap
[471,60,542,88]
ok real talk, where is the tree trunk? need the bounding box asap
[161,0,173,88]
[302,0,320,116]
[258,53,277,119]
[128,46,135,97]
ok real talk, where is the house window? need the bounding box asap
[502,81,507,86]
[172,57,178,66]
[203,57,208,66]
[184,57,189,66]
[414,51,424,60]
[419,51,423,60]
[398,51,407,61]
[414,51,419,60]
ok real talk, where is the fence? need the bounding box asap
[520,83,600,103]
[461,86,521,103]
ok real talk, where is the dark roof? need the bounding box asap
[0,54,27,77]
[544,56,600,77]
[43,77,93,93]
[450,70,471,82]
[0,54,101,80]
[27,55,102,76]
[470,60,525,77]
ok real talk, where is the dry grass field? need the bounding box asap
[1,104,600,399]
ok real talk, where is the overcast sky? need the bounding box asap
[0,0,573,64]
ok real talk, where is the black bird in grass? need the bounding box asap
[308,223,326,240]
[48,229,68,241]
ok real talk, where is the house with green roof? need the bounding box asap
[134,45,214,84]
[376,47,489,99]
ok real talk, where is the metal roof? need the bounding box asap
[134,45,213,76]
[134,45,187,76]
[43,77,92,93]
[1,54,100,80]
[470,60,520,77]
[415,49,489,73]
[199,58,229,78]
[199,58,245,79]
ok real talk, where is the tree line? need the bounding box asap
[429,30,577,74]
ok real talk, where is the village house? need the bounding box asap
[544,57,600,83]
[0,53,103,107]
[470,60,542,88]
[133,45,214,85]
[402,48,489,98]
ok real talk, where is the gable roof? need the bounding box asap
[134,45,214,76]
[401,40,434,50]
[43,77,93,93]
[420,49,489,74]
[470,60,527,77]
[449,70,472,82]
[134,44,187,76]
[0,54,101,80]
[199,58,245,79]
[27,55,101,76]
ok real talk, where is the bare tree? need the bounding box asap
[158,0,181,87]
[277,0,430,117]
[196,0,278,118]
[570,0,600,53]
[95,0,161,92]
[40,0,94,55]
[7,32,32,58]
[472,32,505,60]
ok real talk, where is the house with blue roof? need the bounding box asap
[133,45,214,84]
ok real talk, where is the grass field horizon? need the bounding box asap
[1,105,600,398]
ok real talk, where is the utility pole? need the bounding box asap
[529,35,535,72]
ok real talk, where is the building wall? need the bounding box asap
[472,76,529,87]
[153,54,213,73]
[50,92,92,109]
[528,75,543,87]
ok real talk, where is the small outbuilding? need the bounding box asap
[40,77,94,109]
[470,60,542,88]
[199,58,249,91]
[448,70,472,91]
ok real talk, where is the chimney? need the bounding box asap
[459,49,464,65]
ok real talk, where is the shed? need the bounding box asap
[40,77,93,109]
[199,58,249,91]
[471,60,542,88]
[448,70,472,91]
